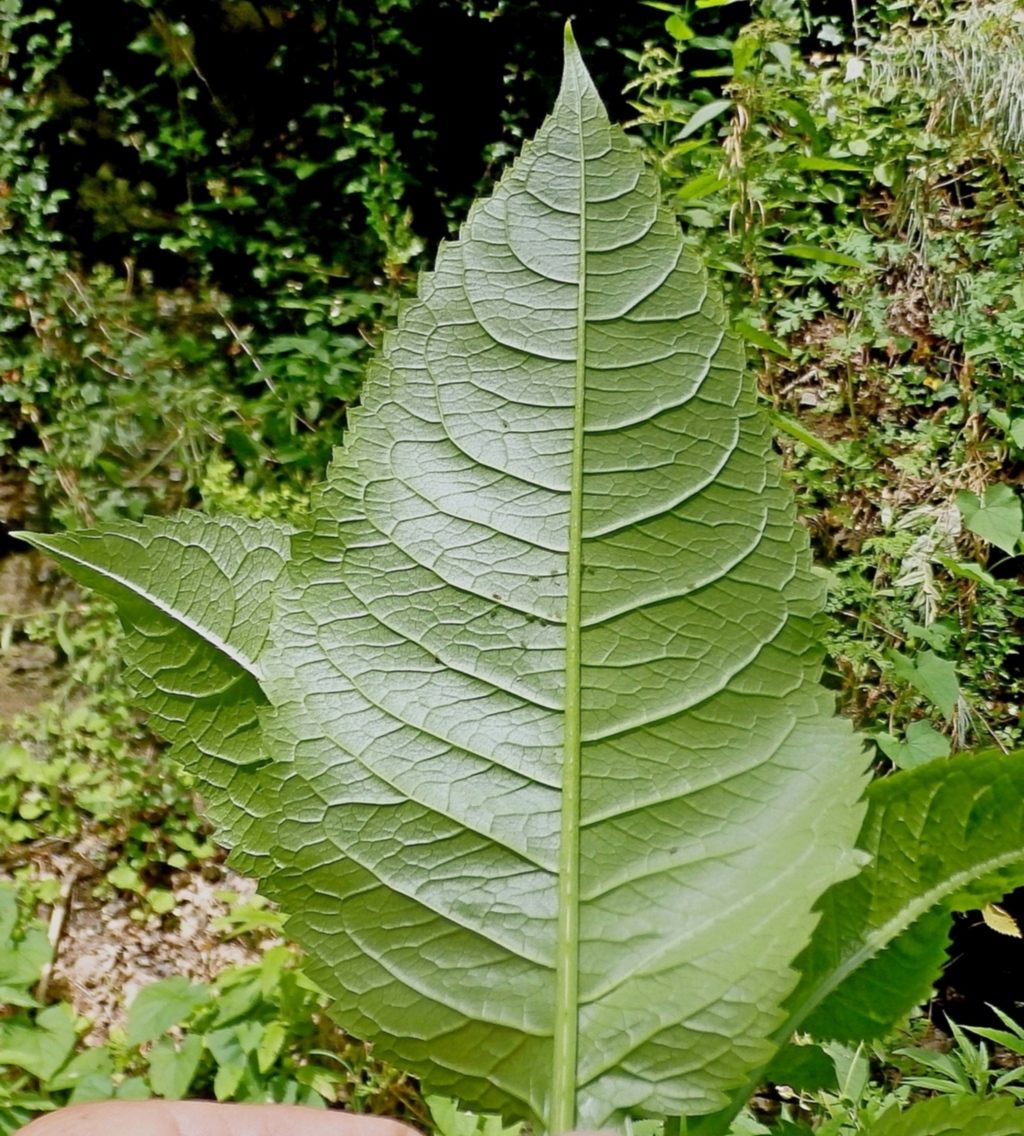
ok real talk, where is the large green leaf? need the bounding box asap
[790,748,1024,1043]
[19,30,867,1131]
[693,748,1024,1136]
[863,1095,1024,1136]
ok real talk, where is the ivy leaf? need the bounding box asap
[875,720,950,770]
[19,30,868,1130]
[956,482,1023,554]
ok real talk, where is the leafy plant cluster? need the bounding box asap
[0,595,217,919]
[0,879,426,1135]
[627,0,1024,759]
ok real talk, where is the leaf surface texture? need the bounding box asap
[22,34,866,1129]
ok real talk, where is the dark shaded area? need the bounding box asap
[26,1,679,286]
[21,0,785,296]
[934,888,1024,1030]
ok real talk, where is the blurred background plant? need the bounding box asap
[627,0,1024,760]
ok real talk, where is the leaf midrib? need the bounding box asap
[550,43,587,1135]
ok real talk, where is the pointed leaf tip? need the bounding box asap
[556,21,601,116]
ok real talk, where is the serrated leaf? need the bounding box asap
[791,749,1024,1043]
[956,482,1023,555]
[127,976,211,1047]
[862,1094,1024,1136]
[18,31,867,1131]
[696,749,1024,1135]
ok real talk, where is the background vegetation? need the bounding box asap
[3,0,1024,1131]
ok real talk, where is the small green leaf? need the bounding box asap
[875,721,950,770]
[956,483,1023,555]
[792,156,861,172]
[779,244,870,269]
[146,889,177,915]
[767,41,792,73]
[902,619,954,653]
[736,321,790,358]
[205,1027,252,1101]
[664,13,693,40]
[890,650,960,718]
[936,556,1006,592]
[294,1064,339,1102]
[0,1004,78,1081]
[107,864,143,892]
[209,975,262,1028]
[148,1035,204,1100]
[68,1073,117,1104]
[778,99,820,144]
[46,1046,113,1092]
[256,1020,287,1074]
[674,171,728,200]
[127,976,211,1047]
[769,411,848,463]
[115,1076,152,1100]
[732,35,757,75]
[678,98,732,139]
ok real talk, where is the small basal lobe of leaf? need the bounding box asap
[18,30,868,1133]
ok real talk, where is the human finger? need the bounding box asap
[18,1099,422,1136]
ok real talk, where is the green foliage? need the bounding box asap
[0,880,421,1134]
[0,0,399,527]
[21,32,871,1131]
[861,1093,1024,1136]
[0,597,215,915]
[0,0,672,528]
[898,1017,1024,1101]
[689,747,1024,1134]
[627,0,1024,756]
